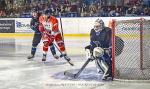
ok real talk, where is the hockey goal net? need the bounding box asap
[111,18,150,80]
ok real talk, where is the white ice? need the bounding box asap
[0,37,150,89]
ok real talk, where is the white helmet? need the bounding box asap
[94,19,104,32]
[93,47,104,58]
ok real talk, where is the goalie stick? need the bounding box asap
[64,58,93,78]
[53,43,74,66]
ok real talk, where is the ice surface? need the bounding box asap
[0,37,150,89]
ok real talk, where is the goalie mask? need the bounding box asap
[94,19,104,32]
[93,47,104,58]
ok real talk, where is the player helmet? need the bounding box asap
[42,9,52,21]
[43,9,52,17]
[31,8,39,18]
[31,8,38,13]
[94,19,104,32]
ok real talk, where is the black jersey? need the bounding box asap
[30,13,41,33]
[90,27,112,51]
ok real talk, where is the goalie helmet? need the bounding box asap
[94,19,104,32]
[93,47,104,58]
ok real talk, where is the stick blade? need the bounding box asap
[64,71,76,78]
[64,56,74,66]
[68,60,74,66]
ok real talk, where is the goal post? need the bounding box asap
[110,18,150,80]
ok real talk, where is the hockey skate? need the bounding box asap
[42,54,47,61]
[53,54,59,59]
[102,69,112,81]
[27,54,34,60]
[102,75,112,81]
[101,71,112,81]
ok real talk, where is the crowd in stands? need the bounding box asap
[0,0,150,17]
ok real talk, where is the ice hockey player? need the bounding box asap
[39,9,71,62]
[85,18,112,80]
[27,8,59,60]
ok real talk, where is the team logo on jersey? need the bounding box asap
[43,22,52,31]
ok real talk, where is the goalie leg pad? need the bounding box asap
[100,60,109,79]
[95,56,110,80]
[95,59,104,74]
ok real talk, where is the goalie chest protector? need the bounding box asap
[90,27,112,48]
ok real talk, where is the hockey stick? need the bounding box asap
[64,58,93,78]
[53,4,64,39]
[53,43,74,66]
[57,9,74,66]
[59,12,64,41]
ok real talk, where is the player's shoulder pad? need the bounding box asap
[91,29,95,32]
[50,16,58,20]
[39,16,44,22]
[104,27,112,32]
[90,29,95,34]
[50,16,58,24]
[37,13,42,19]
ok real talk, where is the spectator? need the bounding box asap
[98,7,109,17]
[89,3,97,16]
[108,9,116,17]
[0,10,6,17]
[0,0,7,9]
[143,7,150,16]
[80,3,88,16]
[1,0,150,17]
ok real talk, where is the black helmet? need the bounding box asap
[43,9,52,16]
[31,8,39,13]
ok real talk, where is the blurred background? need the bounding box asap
[0,0,150,18]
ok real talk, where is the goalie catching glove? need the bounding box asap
[85,45,111,59]
[93,47,104,58]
